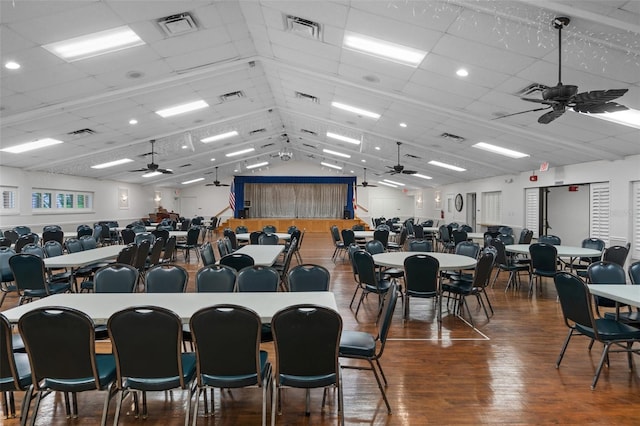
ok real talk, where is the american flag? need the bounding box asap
[229,180,236,213]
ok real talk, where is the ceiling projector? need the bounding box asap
[279,151,292,161]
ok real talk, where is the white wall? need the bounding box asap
[547,185,589,246]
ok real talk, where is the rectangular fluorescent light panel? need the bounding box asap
[321,162,342,170]
[142,171,163,178]
[1,138,63,154]
[156,100,209,118]
[226,148,255,157]
[377,181,397,188]
[42,26,144,62]
[331,102,380,119]
[343,31,427,67]
[201,130,238,143]
[384,179,404,186]
[322,148,351,158]
[413,173,433,180]
[326,132,361,145]
[181,177,205,185]
[246,161,269,170]
[428,160,466,172]
[472,142,529,159]
[91,158,133,169]
[581,108,640,130]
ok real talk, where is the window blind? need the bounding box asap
[589,182,610,247]
[524,188,539,238]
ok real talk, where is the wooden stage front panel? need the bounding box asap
[227,218,367,233]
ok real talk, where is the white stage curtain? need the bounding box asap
[245,183,346,218]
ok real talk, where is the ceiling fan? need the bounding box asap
[205,167,230,187]
[497,17,628,124]
[357,168,377,187]
[129,140,173,174]
[386,142,417,175]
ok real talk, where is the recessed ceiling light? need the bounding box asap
[142,171,163,178]
[413,173,433,180]
[375,147,381,150]
[181,145,188,149]
[155,100,209,118]
[210,158,216,162]
[377,181,397,188]
[322,148,351,158]
[361,159,366,162]
[129,119,138,125]
[343,31,427,67]
[225,147,255,157]
[91,158,134,169]
[456,68,469,77]
[472,142,529,159]
[321,162,342,170]
[42,25,144,62]
[384,179,404,186]
[201,130,238,143]
[428,160,466,172]
[181,177,204,185]
[246,161,269,169]
[5,61,20,70]
[331,101,380,119]
[580,108,640,130]
[1,138,63,154]
[399,122,407,128]
[326,132,360,145]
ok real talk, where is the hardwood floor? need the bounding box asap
[2,232,639,425]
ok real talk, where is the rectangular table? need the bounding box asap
[588,285,640,308]
[1,292,338,325]
[234,244,285,266]
[43,245,124,269]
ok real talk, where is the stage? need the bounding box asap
[226,218,368,233]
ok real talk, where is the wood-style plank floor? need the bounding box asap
[2,232,639,425]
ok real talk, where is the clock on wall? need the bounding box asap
[455,193,463,212]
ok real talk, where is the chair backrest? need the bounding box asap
[627,261,640,284]
[43,240,64,258]
[288,264,330,292]
[20,243,44,259]
[161,236,177,263]
[496,233,514,245]
[490,239,509,266]
[451,230,468,245]
[199,242,216,266]
[455,241,480,259]
[580,238,605,262]
[498,226,512,236]
[180,219,192,231]
[79,235,98,250]
[76,225,92,239]
[131,224,147,234]
[0,247,16,282]
[341,229,356,246]
[404,255,439,295]
[1,313,27,390]
[107,306,189,389]
[185,227,200,245]
[121,228,136,244]
[235,225,248,234]
[92,225,103,242]
[529,243,558,273]
[196,265,236,292]
[147,238,165,267]
[287,225,298,234]
[94,264,138,293]
[587,261,626,284]
[375,283,399,356]
[438,225,450,242]
[250,231,264,245]
[134,232,156,246]
[518,228,533,244]
[3,230,19,244]
[151,229,170,244]
[115,244,137,266]
[365,239,386,255]
[459,224,473,233]
[262,225,277,233]
[220,253,255,272]
[352,250,378,288]
[132,240,151,271]
[258,233,279,245]
[65,238,83,253]
[405,220,414,235]
[347,244,362,281]
[145,264,188,293]
[9,253,48,294]
[602,245,629,268]
[272,304,342,386]
[554,272,597,335]
[373,229,389,248]
[216,239,229,257]
[413,226,424,239]
[236,265,279,292]
[18,307,102,392]
[0,237,11,248]
[376,224,391,232]
[224,229,238,250]
[421,220,434,227]
[189,305,264,386]
[330,226,341,243]
[42,228,64,245]
[14,234,37,253]
[472,251,495,289]
[13,226,31,236]
[538,234,561,245]
[408,239,432,252]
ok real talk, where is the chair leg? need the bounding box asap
[348,285,360,309]
[592,342,612,389]
[354,290,367,317]
[555,329,575,368]
[29,391,43,426]
[369,359,391,414]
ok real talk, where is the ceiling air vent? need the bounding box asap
[219,90,245,102]
[249,128,266,135]
[157,13,198,37]
[67,128,96,136]
[302,143,318,149]
[260,142,275,148]
[179,163,192,168]
[300,129,318,136]
[440,132,466,143]
[295,91,318,103]
[284,15,321,40]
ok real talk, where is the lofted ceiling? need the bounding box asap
[1,1,639,189]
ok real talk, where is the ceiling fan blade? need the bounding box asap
[573,102,628,114]
[205,183,215,186]
[538,108,565,124]
[572,89,628,105]
[402,170,417,175]
[138,152,154,157]
[129,168,148,172]
[158,169,173,174]
[219,183,230,187]
[520,97,557,105]
[492,107,551,120]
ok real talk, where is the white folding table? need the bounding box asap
[233,245,285,266]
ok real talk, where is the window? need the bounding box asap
[32,188,93,212]
[524,188,539,238]
[631,181,640,259]
[589,182,610,247]
[1,186,18,213]
[481,191,502,225]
